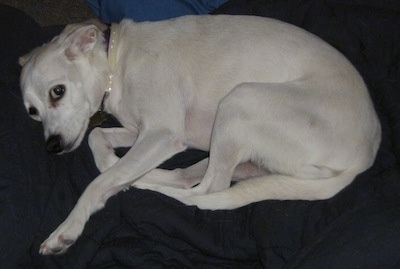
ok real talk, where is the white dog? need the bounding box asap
[19,15,381,255]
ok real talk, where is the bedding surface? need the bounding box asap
[0,0,399,268]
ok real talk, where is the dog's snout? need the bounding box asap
[46,135,63,154]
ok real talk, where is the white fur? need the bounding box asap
[19,15,381,255]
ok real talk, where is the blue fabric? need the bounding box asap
[86,0,229,23]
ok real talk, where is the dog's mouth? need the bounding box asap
[45,123,88,154]
[44,113,90,154]
[46,134,65,154]
[45,134,79,154]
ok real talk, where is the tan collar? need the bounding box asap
[101,23,119,113]
[106,23,119,93]
[89,23,120,127]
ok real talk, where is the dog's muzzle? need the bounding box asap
[46,135,63,154]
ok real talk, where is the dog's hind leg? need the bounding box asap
[134,84,275,199]
[182,170,360,210]
[146,81,371,209]
[134,158,267,190]
[180,82,372,209]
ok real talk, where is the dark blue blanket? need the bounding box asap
[1,1,399,268]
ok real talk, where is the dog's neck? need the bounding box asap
[100,23,119,113]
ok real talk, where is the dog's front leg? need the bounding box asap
[89,127,138,172]
[39,128,187,255]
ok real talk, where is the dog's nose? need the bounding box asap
[46,135,63,153]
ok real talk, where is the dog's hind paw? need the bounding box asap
[39,219,83,255]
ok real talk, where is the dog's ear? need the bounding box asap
[19,53,31,67]
[19,47,41,66]
[64,24,102,60]
[85,19,108,32]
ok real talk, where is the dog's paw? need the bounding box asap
[39,220,84,255]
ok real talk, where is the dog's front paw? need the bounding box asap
[39,219,84,255]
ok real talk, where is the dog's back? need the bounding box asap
[113,15,378,153]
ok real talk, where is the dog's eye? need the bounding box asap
[28,107,38,116]
[50,85,66,100]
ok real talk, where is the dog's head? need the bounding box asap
[19,20,109,154]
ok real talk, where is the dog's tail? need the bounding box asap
[184,169,362,210]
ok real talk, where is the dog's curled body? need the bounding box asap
[19,15,381,255]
